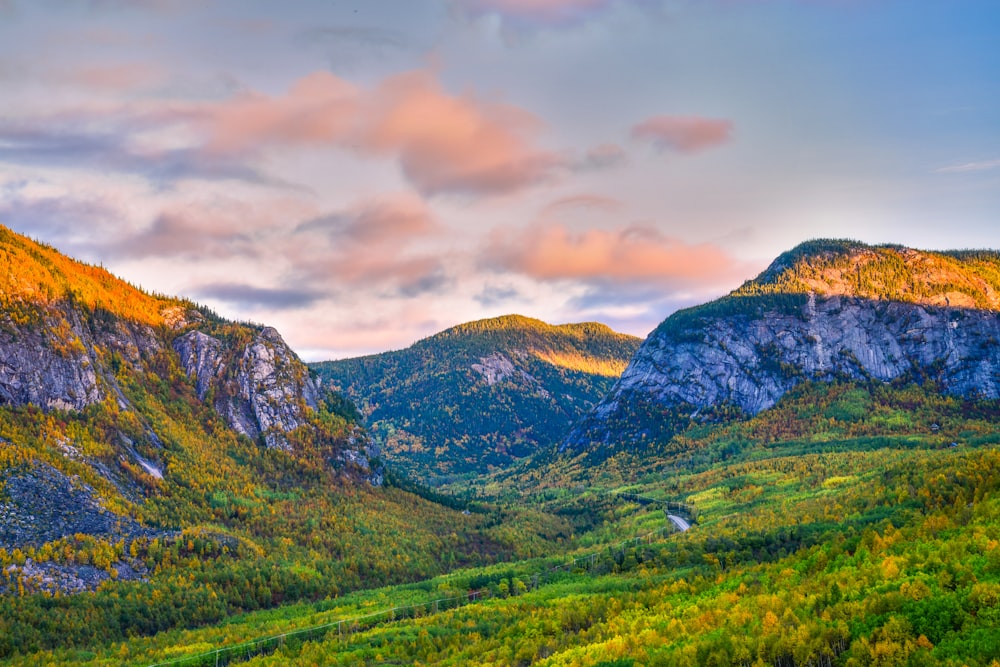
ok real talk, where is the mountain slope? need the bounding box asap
[568,239,1000,451]
[311,315,641,481]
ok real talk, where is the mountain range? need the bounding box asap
[3,229,1000,666]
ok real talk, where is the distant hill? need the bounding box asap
[311,315,641,482]
[566,239,1000,453]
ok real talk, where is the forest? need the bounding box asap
[3,377,1000,665]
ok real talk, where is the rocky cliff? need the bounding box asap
[567,240,1000,450]
[0,226,352,456]
[173,326,321,451]
[0,225,377,568]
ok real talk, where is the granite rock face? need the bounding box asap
[0,306,160,411]
[174,327,321,450]
[568,241,1000,449]
[172,330,224,400]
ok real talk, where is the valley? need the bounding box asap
[1,232,999,666]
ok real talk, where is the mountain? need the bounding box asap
[0,226,558,653]
[311,315,641,482]
[0,224,372,464]
[567,239,1000,451]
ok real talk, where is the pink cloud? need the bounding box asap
[201,71,358,154]
[358,71,560,196]
[631,115,734,153]
[194,70,559,197]
[540,194,623,217]
[484,222,743,284]
[288,195,449,295]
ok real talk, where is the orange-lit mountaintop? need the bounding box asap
[0,225,186,328]
[738,239,1000,310]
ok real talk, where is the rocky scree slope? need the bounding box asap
[312,314,640,481]
[0,226,376,550]
[567,239,1000,450]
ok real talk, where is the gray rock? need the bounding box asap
[172,330,224,399]
[571,294,1000,448]
[0,463,143,548]
[174,327,321,451]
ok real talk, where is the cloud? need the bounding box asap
[63,63,164,91]
[190,283,325,310]
[360,71,561,196]
[934,159,1000,174]
[475,283,522,307]
[103,196,287,261]
[0,195,116,237]
[0,194,125,261]
[631,115,733,153]
[483,222,745,285]
[458,0,620,26]
[0,119,279,187]
[110,211,253,260]
[1,67,560,197]
[298,25,412,71]
[295,194,438,245]
[287,194,451,298]
[195,70,561,197]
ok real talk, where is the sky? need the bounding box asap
[0,0,998,360]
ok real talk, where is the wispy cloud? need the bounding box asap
[60,63,165,91]
[574,143,628,171]
[631,115,734,154]
[298,25,413,71]
[456,0,655,29]
[461,0,613,23]
[475,282,522,307]
[286,194,452,298]
[0,67,562,198]
[0,119,281,187]
[540,193,622,217]
[934,159,1000,174]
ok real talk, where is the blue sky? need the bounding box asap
[0,0,997,359]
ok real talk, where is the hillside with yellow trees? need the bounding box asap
[0,226,571,660]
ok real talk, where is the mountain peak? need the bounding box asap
[441,314,620,339]
[568,239,1000,454]
[739,238,1000,309]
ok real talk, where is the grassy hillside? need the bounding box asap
[311,315,641,483]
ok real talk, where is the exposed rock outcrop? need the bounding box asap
[172,329,224,400]
[0,463,144,549]
[173,327,320,451]
[0,297,170,414]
